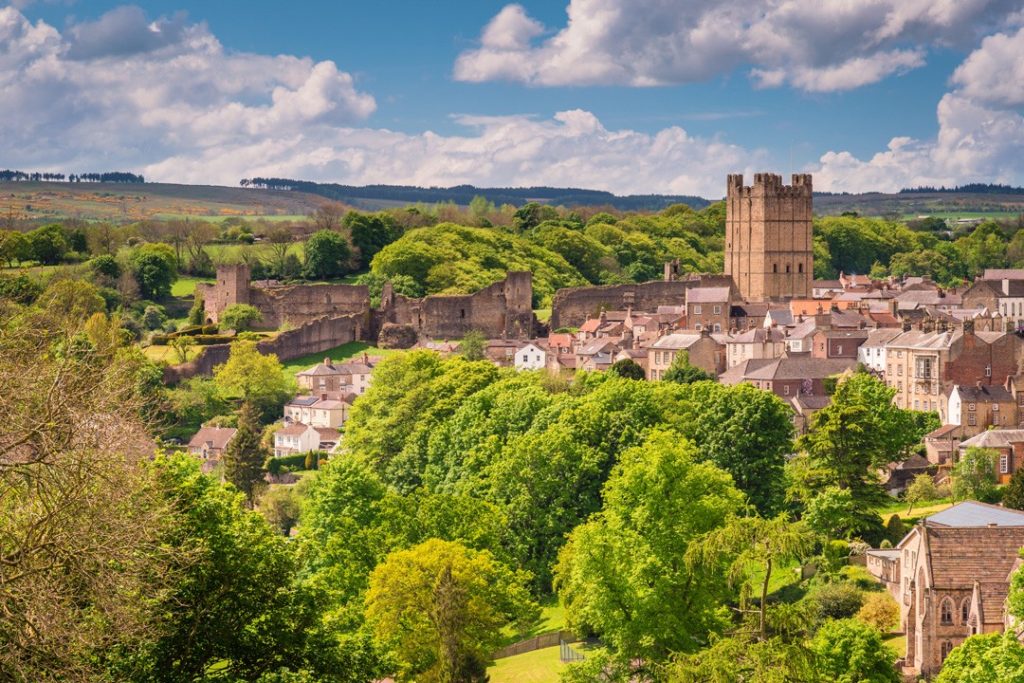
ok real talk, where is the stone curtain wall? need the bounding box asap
[162,312,366,384]
[549,276,734,330]
[249,284,370,329]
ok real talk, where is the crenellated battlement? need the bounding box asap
[726,173,813,199]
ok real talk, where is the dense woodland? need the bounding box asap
[5,199,1024,681]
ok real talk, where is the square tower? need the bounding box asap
[725,173,813,302]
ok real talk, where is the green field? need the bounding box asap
[879,500,953,524]
[488,646,565,683]
[900,210,1021,220]
[280,340,403,380]
[172,276,213,297]
[143,344,202,364]
[204,242,305,263]
[151,213,309,223]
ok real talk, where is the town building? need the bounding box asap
[284,393,353,429]
[647,331,724,380]
[187,426,237,464]
[947,384,1017,436]
[514,342,547,370]
[957,430,1024,484]
[273,423,341,457]
[866,502,1024,677]
[296,356,376,395]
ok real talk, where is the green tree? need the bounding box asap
[796,374,923,536]
[259,483,303,536]
[662,350,714,384]
[458,330,486,361]
[221,303,264,331]
[856,592,899,632]
[935,632,1024,683]
[145,452,301,682]
[25,223,68,264]
[555,430,744,664]
[1003,466,1024,511]
[223,401,270,507]
[810,619,899,683]
[365,539,537,683]
[188,292,206,325]
[688,515,816,641]
[346,212,402,269]
[609,358,646,380]
[904,473,940,515]
[659,381,793,515]
[669,633,815,683]
[131,242,178,299]
[951,447,999,502]
[89,253,121,282]
[0,229,29,267]
[169,334,195,364]
[213,341,294,419]
[303,229,352,279]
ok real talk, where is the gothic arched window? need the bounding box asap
[940,598,954,625]
[940,641,954,661]
[961,599,970,625]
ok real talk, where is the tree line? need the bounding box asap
[239,177,709,211]
[0,169,144,183]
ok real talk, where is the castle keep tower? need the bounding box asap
[725,173,813,302]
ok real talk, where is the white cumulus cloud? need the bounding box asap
[455,0,1019,91]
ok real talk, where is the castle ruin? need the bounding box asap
[725,173,813,302]
[197,264,536,342]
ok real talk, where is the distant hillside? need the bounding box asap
[240,177,711,211]
[0,181,332,223]
[813,190,1024,218]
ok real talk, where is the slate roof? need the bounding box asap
[687,286,731,303]
[188,426,237,450]
[959,429,1024,450]
[650,333,704,350]
[983,269,1024,280]
[952,384,1014,403]
[925,501,1024,528]
[743,356,855,381]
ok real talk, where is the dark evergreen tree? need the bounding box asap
[222,402,269,507]
[1003,467,1024,511]
[609,358,646,380]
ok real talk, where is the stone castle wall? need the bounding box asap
[549,275,734,330]
[163,312,366,384]
[381,271,534,340]
[725,173,813,302]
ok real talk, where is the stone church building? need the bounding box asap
[866,501,1024,677]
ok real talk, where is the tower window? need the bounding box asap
[773,264,778,273]
[798,263,804,274]
[786,264,791,273]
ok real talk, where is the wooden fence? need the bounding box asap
[493,630,577,660]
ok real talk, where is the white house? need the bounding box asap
[284,394,353,429]
[857,328,903,373]
[273,423,341,457]
[514,342,547,370]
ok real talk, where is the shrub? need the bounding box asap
[885,514,906,544]
[857,592,900,632]
[142,305,168,331]
[192,334,235,345]
[808,582,865,622]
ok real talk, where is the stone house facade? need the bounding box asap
[866,502,1024,678]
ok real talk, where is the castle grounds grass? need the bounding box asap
[488,646,564,683]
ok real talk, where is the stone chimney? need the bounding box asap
[324,357,332,367]
[964,319,975,335]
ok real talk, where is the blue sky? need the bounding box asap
[5,1,1024,196]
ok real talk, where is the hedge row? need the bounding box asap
[150,333,234,346]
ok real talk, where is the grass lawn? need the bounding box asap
[488,646,565,683]
[534,308,552,324]
[499,599,567,647]
[880,500,954,524]
[883,632,907,658]
[172,275,213,297]
[746,558,803,600]
[279,341,403,380]
[143,344,202,364]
